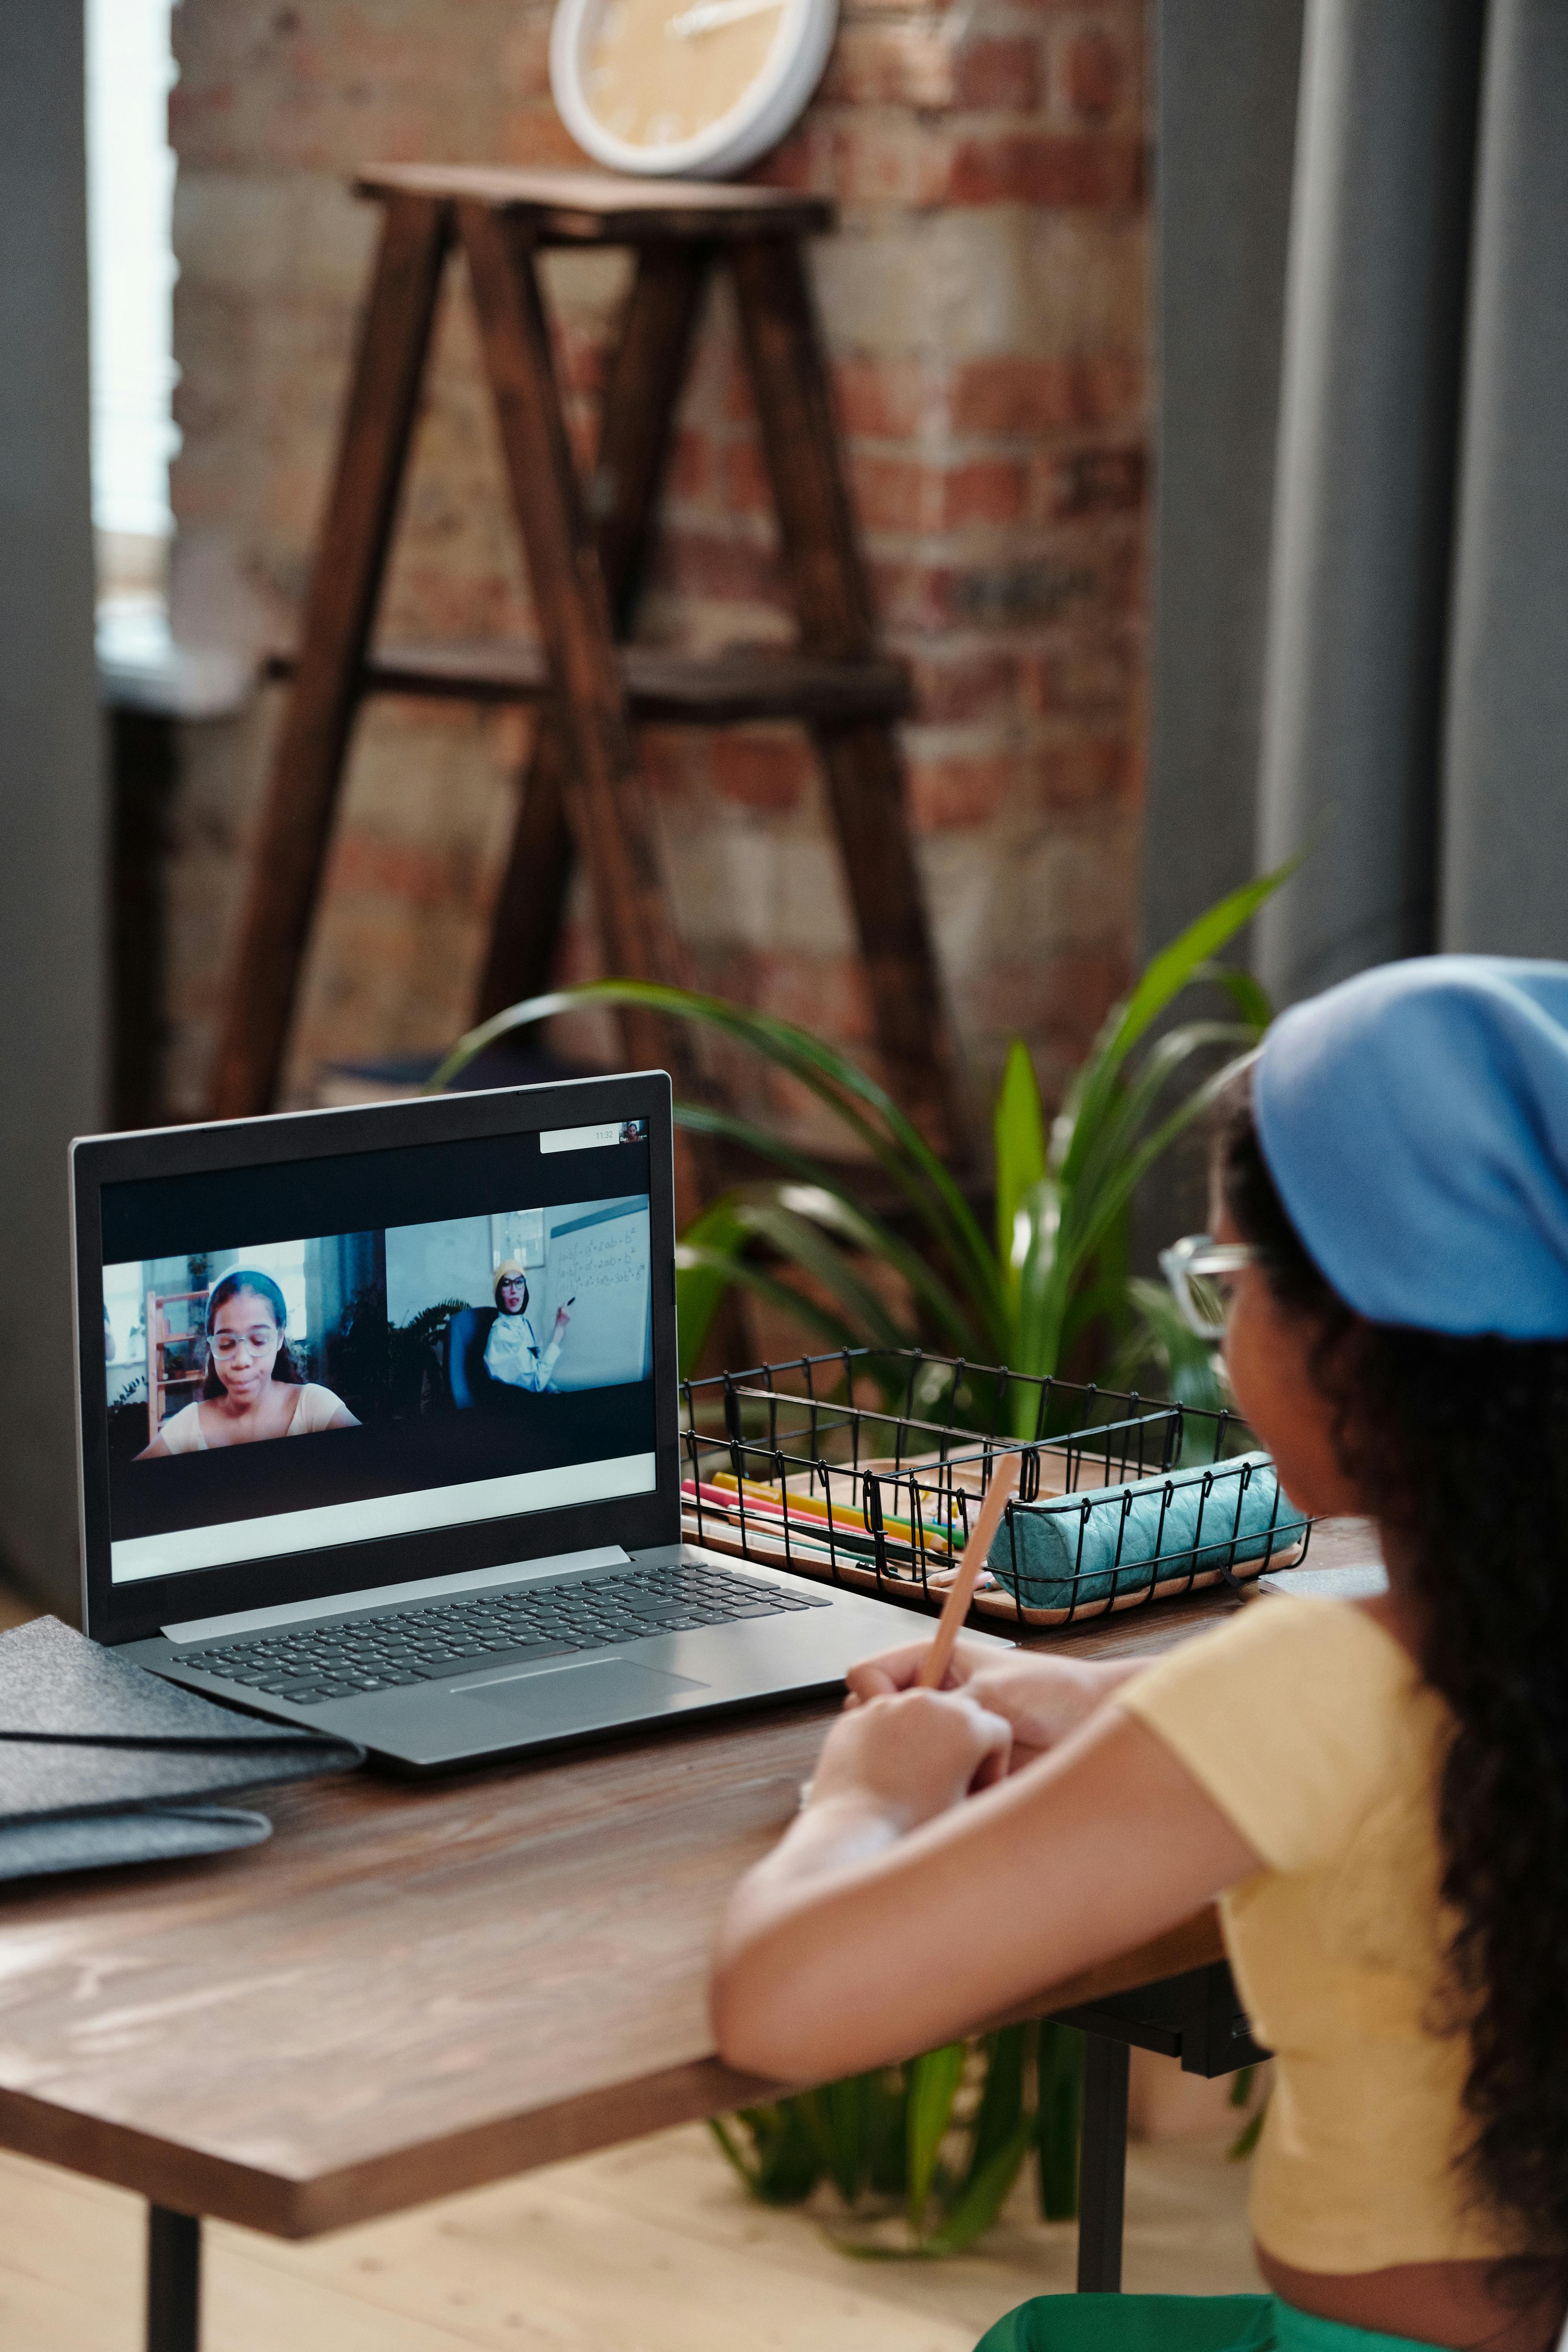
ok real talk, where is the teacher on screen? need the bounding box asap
[137,1269,359,1456]
[485,1261,571,1394]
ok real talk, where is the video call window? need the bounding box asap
[102,1184,656,1585]
[106,1194,653,1460]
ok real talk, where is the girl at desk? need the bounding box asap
[713,957,1568,2352]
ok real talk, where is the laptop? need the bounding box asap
[72,1070,1006,1771]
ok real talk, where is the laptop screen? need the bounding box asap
[97,1113,658,1590]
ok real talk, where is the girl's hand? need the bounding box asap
[844,1641,1137,1770]
[807,1686,1012,1833]
[552,1306,571,1338]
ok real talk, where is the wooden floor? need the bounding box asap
[0,1575,1260,2346]
[0,2125,1259,2352]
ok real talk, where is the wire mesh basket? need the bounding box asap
[680,1348,1311,1630]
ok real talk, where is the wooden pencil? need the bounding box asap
[917,1456,1021,1687]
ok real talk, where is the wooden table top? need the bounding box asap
[0,1522,1378,2240]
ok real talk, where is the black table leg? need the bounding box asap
[147,2205,201,2352]
[1076,2032,1130,2293]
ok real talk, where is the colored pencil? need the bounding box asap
[684,1480,881,1557]
[709,1470,963,1549]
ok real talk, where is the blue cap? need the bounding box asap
[1252,956,1568,1338]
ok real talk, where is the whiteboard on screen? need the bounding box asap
[541,1197,652,1391]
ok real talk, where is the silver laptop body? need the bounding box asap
[73,1072,1003,1772]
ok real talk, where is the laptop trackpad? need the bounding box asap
[455,1656,709,1729]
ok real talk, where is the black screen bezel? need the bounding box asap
[73,1070,679,1644]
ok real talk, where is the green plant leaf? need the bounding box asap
[823,2073,871,2204]
[676,1200,747,1379]
[865,2067,912,2198]
[1228,2093,1268,2163]
[993,1042,1046,1298]
[717,2024,1088,2256]
[1057,1268,1133,1372]
[720,1196,916,1351]
[1225,2062,1270,2162]
[1059,1049,1258,1300]
[1119,1276,1229,1425]
[1053,856,1298,1200]
[1055,1190,1138,1376]
[430,978,1006,1336]
[1035,2023,1084,2221]
[905,2042,967,2230]
[1099,855,1298,1071]
[920,2115,1035,2256]
[967,2024,1030,2178]
[746,1181,979,1354]
[674,1107,985,1351]
[708,2114,762,2191]
[1012,1175,1064,1388]
[1062,1019,1258,1229]
[673,1239,863,1356]
[1189,960,1274,1034]
[711,2103,823,2204]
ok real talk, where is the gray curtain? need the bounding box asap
[1144,0,1304,961]
[1441,0,1568,955]
[0,10,107,1613]
[1148,0,1568,1009]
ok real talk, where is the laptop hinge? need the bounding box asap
[161,1545,633,1643]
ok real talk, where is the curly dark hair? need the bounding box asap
[1221,1094,1568,2267]
[201,1268,305,1398]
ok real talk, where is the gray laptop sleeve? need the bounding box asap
[0,1615,363,1881]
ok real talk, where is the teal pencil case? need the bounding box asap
[985,1451,1307,1614]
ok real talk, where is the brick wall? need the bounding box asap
[165,0,1148,1141]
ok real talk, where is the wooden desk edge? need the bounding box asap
[0,1909,1222,2239]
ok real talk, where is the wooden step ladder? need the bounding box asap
[210,165,968,1168]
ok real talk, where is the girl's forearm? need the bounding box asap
[715,1793,908,1997]
[760,1791,910,1882]
[1079,1659,1145,1701]
[712,1706,1261,2085]
[713,1666,1143,2037]
[712,1796,933,2079]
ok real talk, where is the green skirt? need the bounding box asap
[976,2294,1456,2352]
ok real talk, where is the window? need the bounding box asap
[86,0,179,612]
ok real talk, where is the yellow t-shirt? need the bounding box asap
[1120,1593,1528,2274]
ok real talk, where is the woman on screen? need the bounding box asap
[137,1269,359,1456]
[484,1261,571,1394]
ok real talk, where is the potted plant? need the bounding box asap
[433,867,1288,2250]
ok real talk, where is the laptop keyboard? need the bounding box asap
[176,1561,831,1707]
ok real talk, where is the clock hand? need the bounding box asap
[665,0,782,38]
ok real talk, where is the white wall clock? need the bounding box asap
[550,0,838,180]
